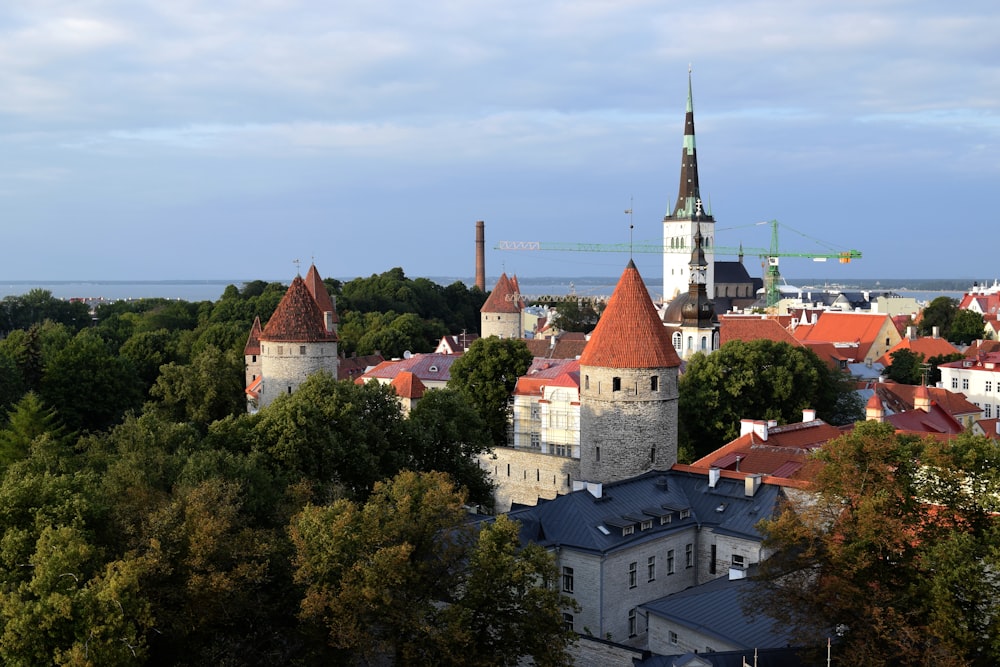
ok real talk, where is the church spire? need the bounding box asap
[669,69,713,222]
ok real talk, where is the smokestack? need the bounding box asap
[475,220,486,291]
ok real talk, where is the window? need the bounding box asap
[648,556,656,582]
[277,345,284,355]
[700,336,707,350]
[679,509,691,519]
[628,562,637,588]
[987,381,993,393]
[651,375,659,391]
[986,403,993,419]
[710,545,717,574]
[530,432,540,449]
[562,566,574,593]
[963,378,970,390]
[732,554,745,569]
[667,549,675,575]
[584,375,590,390]
[672,331,682,351]
[622,525,634,536]
[669,630,678,645]
[685,543,693,568]
[299,345,306,355]
[686,335,693,350]
[952,377,959,389]
[628,607,638,637]
[251,354,257,362]
[563,613,574,632]
[640,520,652,531]
[660,514,672,525]
[612,377,622,392]
[596,447,601,462]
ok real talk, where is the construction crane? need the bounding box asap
[495,220,862,308]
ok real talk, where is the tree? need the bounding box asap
[885,348,924,385]
[927,352,964,385]
[918,296,957,338]
[756,423,1000,665]
[438,515,577,667]
[0,392,70,474]
[290,471,473,663]
[950,308,985,345]
[253,373,408,499]
[678,340,862,460]
[149,345,245,426]
[449,337,533,448]
[406,388,494,508]
[549,299,602,334]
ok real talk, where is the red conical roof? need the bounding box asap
[480,272,522,314]
[261,276,339,343]
[580,261,680,369]
[244,316,263,355]
[304,264,338,323]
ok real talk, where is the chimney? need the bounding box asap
[475,220,486,292]
[802,408,816,422]
[324,311,335,332]
[740,419,768,440]
[573,480,603,499]
[708,467,721,488]
[906,325,917,339]
[729,566,748,580]
[932,325,940,339]
[745,474,762,497]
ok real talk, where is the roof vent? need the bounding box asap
[428,365,438,372]
[655,476,669,490]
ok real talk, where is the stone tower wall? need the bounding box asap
[245,354,262,389]
[579,365,678,483]
[481,311,521,339]
[259,340,339,408]
[481,449,581,512]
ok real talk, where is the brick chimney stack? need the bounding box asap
[475,220,486,291]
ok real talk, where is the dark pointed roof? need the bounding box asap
[480,272,522,314]
[261,276,339,343]
[303,263,338,323]
[244,316,262,355]
[667,71,714,222]
[580,261,681,369]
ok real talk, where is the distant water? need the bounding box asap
[0,277,966,306]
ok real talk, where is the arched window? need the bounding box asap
[700,336,707,350]
[672,331,682,351]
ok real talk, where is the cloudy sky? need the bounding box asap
[1,1,997,286]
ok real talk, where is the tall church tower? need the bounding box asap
[578,260,681,483]
[663,70,715,302]
[256,264,340,409]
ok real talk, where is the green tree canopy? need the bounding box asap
[885,348,925,385]
[757,423,1000,665]
[448,337,533,447]
[950,308,986,345]
[548,298,603,334]
[678,339,863,460]
[917,296,957,338]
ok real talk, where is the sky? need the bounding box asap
[1,1,998,286]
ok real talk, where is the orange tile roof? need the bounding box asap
[245,375,262,398]
[514,359,580,396]
[261,276,339,343]
[304,264,338,323]
[873,382,980,418]
[719,315,801,347]
[244,316,262,355]
[480,273,522,314]
[792,311,892,359]
[579,261,680,369]
[877,336,960,366]
[391,371,426,399]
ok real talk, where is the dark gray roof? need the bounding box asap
[636,647,807,667]
[508,470,781,556]
[714,261,753,284]
[640,570,799,650]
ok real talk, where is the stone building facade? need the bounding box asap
[480,272,523,339]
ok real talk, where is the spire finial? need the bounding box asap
[293,258,301,276]
[625,196,634,259]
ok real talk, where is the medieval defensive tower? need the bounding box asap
[578,260,681,483]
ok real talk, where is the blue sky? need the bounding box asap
[1,1,997,285]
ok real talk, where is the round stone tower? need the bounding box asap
[579,260,681,483]
[257,265,339,409]
[480,272,523,339]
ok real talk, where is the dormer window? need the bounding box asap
[429,365,439,372]
[660,514,672,525]
[680,509,691,519]
[622,525,634,536]
[640,520,652,531]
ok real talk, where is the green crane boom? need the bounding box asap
[495,220,862,307]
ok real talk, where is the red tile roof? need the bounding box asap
[877,335,960,367]
[480,273,522,314]
[514,359,580,397]
[261,276,339,343]
[244,316,262,355]
[719,315,801,348]
[391,371,426,399]
[579,261,680,369]
[524,337,589,360]
[357,352,458,384]
[792,311,893,360]
[304,264,338,323]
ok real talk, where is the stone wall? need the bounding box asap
[259,340,339,408]
[481,448,580,512]
[480,311,521,339]
[579,365,678,483]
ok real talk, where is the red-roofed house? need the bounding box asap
[719,314,800,348]
[938,351,1000,421]
[355,352,458,391]
[877,329,960,368]
[864,381,982,430]
[390,371,426,414]
[792,311,902,365]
